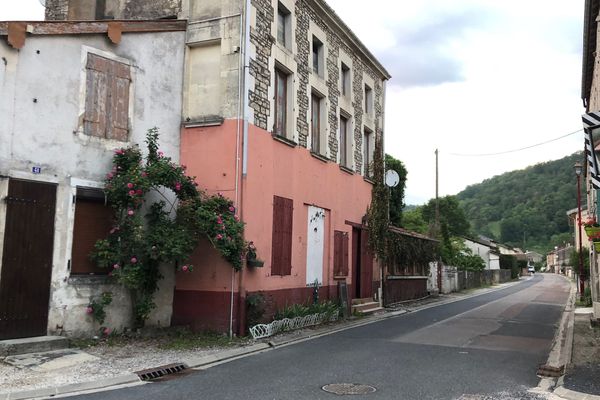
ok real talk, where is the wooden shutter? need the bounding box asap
[84,54,109,138]
[334,231,349,277]
[71,191,113,275]
[271,196,293,276]
[107,60,131,141]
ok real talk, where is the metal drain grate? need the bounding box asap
[135,363,187,381]
[322,383,376,395]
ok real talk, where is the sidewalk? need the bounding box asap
[0,277,576,400]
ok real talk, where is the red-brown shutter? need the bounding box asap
[342,231,349,276]
[107,60,130,141]
[334,231,350,277]
[84,54,109,138]
[71,197,113,275]
[271,196,293,276]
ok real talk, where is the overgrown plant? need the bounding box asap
[92,128,247,327]
[86,292,113,325]
[366,134,389,261]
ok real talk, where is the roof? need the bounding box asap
[388,226,439,242]
[0,20,187,49]
[581,0,599,107]
[308,0,391,80]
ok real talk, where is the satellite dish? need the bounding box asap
[385,169,400,187]
[39,0,46,7]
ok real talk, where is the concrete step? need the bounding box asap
[351,301,383,315]
[351,297,375,305]
[0,336,70,357]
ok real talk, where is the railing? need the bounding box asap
[249,310,339,339]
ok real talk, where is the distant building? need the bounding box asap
[462,237,500,270]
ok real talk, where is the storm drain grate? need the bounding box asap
[135,363,187,381]
[322,383,376,395]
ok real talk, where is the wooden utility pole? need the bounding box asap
[435,149,440,232]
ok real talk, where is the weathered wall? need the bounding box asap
[0,30,186,337]
[45,0,182,20]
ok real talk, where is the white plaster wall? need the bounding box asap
[0,30,186,337]
[463,240,491,269]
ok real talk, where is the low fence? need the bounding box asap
[428,264,512,294]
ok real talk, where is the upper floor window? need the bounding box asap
[339,114,350,167]
[312,36,323,77]
[363,128,373,177]
[364,84,373,115]
[84,53,131,141]
[277,3,291,49]
[311,92,323,154]
[341,63,350,97]
[274,67,290,137]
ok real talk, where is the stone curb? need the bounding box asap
[553,386,600,400]
[0,278,526,400]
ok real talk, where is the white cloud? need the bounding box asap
[0,0,45,20]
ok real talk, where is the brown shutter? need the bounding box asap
[342,231,349,276]
[71,195,113,275]
[271,196,293,276]
[334,231,349,277]
[107,60,130,141]
[84,54,109,138]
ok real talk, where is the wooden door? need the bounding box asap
[360,229,373,298]
[351,227,361,298]
[0,179,56,339]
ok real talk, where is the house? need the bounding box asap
[45,0,391,334]
[463,237,500,270]
[0,20,187,339]
[581,0,600,319]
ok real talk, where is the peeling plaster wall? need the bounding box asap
[0,31,186,337]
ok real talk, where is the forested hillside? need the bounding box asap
[456,152,582,253]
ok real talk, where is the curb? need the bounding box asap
[553,385,600,400]
[0,278,527,400]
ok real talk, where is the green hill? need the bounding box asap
[456,152,583,253]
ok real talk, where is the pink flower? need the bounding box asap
[127,209,134,216]
[193,182,199,187]
[129,190,135,196]
[158,151,164,157]
[115,149,124,155]
[136,189,143,196]
[182,265,189,272]
[130,257,137,264]
[175,182,182,191]
[113,264,120,269]
[103,327,111,336]
[234,215,240,221]
[141,171,148,177]
[86,306,94,314]
[221,224,226,230]
[127,183,134,189]
[216,217,223,224]
[181,164,187,170]
[107,173,113,179]
[229,206,235,213]
[216,234,223,240]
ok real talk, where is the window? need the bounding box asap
[311,93,323,154]
[71,188,112,275]
[277,3,291,49]
[271,195,293,276]
[312,36,323,76]
[364,84,373,115]
[333,231,349,276]
[339,115,349,167]
[84,53,131,141]
[274,68,289,137]
[341,63,350,97]
[363,128,373,177]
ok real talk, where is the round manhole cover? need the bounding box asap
[322,383,377,395]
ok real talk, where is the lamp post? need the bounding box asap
[574,162,585,300]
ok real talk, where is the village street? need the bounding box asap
[64,274,569,400]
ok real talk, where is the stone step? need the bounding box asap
[351,301,380,312]
[0,336,70,357]
[352,304,384,315]
[351,297,375,305]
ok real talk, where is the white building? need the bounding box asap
[463,237,500,270]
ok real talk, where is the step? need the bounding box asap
[351,297,375,305]
[351,301,380,313]
[0,336,70,357]
[352,305,384,315]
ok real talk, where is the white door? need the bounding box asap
[306,206,325,285]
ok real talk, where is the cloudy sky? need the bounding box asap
[1,0,586,204]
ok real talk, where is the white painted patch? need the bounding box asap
[306,206,325,285]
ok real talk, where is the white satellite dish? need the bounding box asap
[385,169,400,187]
[39,0,47,7]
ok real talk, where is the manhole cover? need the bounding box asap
[322,383,377,395]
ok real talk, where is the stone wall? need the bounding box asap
[44,0,182,21]
[249,0,274,130]
[44,0,69,20]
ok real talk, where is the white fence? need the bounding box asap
[249,311,340,339]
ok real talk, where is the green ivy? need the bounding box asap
[86,292,113,325]
[92,128,247,327]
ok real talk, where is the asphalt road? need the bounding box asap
[68,274,570,400]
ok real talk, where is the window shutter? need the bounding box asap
[342,231,349,276]
[84,54,109,138]
[271,195,293,276]
[107,61,130,141]
[71,196,113,275]
[334,231,349,277]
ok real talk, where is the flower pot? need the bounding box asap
[247,259,264,268]
[585,226,600,239]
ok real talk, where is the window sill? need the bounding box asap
[183,116,224,128]
[339,165,354,175]
[310,151,329,163]
[272,133,297,147]
[363,176,374,184]
[386,275,428,280]
[68,274,112,285]
[333,275,347,280]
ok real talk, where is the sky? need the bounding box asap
[0,0,586,205]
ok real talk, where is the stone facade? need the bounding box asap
[44,0,69,20]
[44,0,181,21]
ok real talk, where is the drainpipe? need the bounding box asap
[379,80,387,308]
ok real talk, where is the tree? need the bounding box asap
[421,195,471,241]
[401,208,428,234]
[384,153,407,227]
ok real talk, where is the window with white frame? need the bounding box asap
[274,67,291,138]
[312,36,324,77]
[277,3,291,49]
[341,62,350,97]
[364,84,373,115]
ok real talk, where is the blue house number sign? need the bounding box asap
[32,166,41,174]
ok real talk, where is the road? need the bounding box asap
[69,274,570,400]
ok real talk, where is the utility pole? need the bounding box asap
[435,149,442,293]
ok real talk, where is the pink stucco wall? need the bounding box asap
[177,120,379,332]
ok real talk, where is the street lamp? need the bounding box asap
[574,162,585,301]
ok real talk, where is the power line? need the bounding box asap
[448,129,582,157]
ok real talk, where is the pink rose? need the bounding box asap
[193,182,199,187]
[129,190,135,196]
[229,206,235,213]
[158,151,164,157]
[107,173,113,179]
[234,215,239,221]
[103,327,111,336]
[127,209,134,216]
[86,306,93,314]
[216,217,223,224]
[216,234,223,240]
[113,264,120,269]
[131,257,137,264]
[182,265,189,272]
[175,182,181,191]
[136,189,143,195]
[181,164,187,170]
[127,183,134,189]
